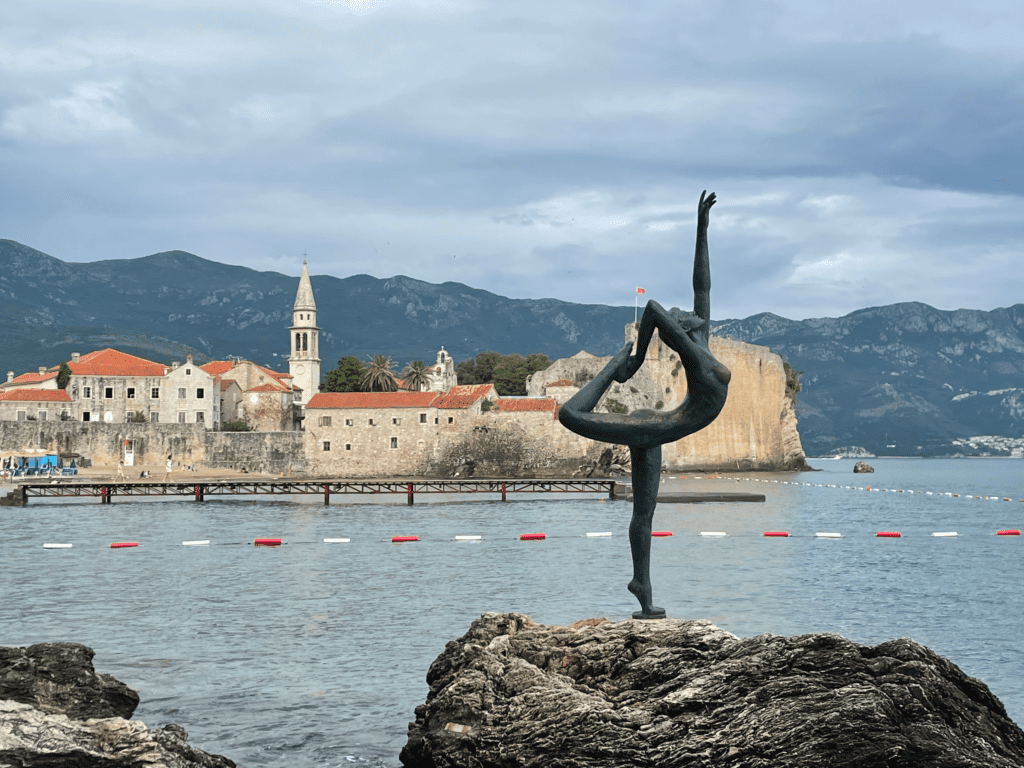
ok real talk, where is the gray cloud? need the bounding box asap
[1,0,1022,322]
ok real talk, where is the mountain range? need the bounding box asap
[3,239,1022,457]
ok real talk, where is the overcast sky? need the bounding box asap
[2,0,1022,320]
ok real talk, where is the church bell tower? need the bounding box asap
[288,260,321,405]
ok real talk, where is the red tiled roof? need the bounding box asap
[0,388,71,402]
[307,391,439,409]
[247,382,288,393]
[495,398,557,412]
[448,384,496,398]
[7,370,58,385]
[547,379,576,388]
[69,348,166,377]
[257,365,291,382]
[434,393,484,409]
[201,361,234,375]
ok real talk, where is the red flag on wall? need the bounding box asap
[636,287,645,294]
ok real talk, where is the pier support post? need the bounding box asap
[501,483,507,502]
[194,484,205,502]
[324,484,330,505]
[100,486,108,504]
[407,483,414,505]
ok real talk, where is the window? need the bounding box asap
[83,411,91,422]
[127,387,135,399]
[178,411,186,423]
[126,411,135,421]
[83,386,91,398]
[178,388,187,399]
[319,416,332,426]
[16,411,26,421]
[196,388,205,399]
[38,410,47,421]
[323,441,331,451]
[434,417,439,424]
[185,368,191,376]
[151,387,159,399]
[448,417,454,424]
[150,412,159,423]
[345,443,351,451]
[368,418,375,426]
[345,419,353,426]
[420,413,427,423]
[105,387,113,399]
[392,417,401,425]
[196,411,204,423]
[390,437,398,449]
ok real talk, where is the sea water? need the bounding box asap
[2,457,1022,767]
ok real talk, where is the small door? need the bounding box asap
[124,439,135,467]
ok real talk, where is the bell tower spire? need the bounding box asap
[288,259,321,406]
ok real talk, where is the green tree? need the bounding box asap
[400,360,431,391]
[360,354,398,392]
[321,356,366,393]
[492,353,551,396]
[56,361,72,390]
[456,351,502,384]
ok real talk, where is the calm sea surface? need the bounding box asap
[3,458,1023,767]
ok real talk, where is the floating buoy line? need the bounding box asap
[673,474,1024,503]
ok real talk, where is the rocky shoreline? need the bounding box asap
[0,642,235,767]
[402,612,1024,767]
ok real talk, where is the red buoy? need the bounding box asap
[651,531,673,537]
[996,529,1021,536]
[110,542,138,548]
[763,531,789,537]
[254,538,282,546]
[391,535,419,542]
[519,533,546,540]
[876,531,901,538]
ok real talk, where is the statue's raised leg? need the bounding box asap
[627,444,665,619]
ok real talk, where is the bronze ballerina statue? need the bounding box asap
[559,191,731,619]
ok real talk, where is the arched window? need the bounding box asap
[295,332,301,351]
[302,333,308,352]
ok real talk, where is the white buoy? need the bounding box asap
[43,543,73,549]
[586,532,613,538]
[182,540,210,546]
[700,531,728,537]
[455,535,482,541]
[815,532,842,538]
[323,538,351,543]
[932,532,958,537]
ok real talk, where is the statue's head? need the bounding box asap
[668,307,703,331]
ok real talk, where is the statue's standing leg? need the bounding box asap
[627,443,665,619]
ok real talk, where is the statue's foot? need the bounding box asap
[632,607,666,620]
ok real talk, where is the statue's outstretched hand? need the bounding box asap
[698,190,716,224]
[612,344,640,383]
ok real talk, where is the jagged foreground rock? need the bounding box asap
[401,613,1024,767]
[0,642,235,768]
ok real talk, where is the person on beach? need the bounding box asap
[164,455,173,481]
[558,191,731,619]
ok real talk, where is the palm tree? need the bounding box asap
[360,354,399,392]
[400,360,432,392]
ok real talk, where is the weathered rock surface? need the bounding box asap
[853,461,875,473]
[0,642,235,768]
[401,612,1024,768]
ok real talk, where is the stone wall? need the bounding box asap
[528,326,808,472]
[205,431,306,474]
[0,422,305,474]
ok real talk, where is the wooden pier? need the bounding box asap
[13,478,620,505]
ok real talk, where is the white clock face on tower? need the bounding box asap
[295,364,305,374]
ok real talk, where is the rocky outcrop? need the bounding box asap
[401,612,1024,768]
[853,461,875,473]
[0,642,235,768]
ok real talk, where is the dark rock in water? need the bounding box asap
[0,642,139,720]
[0,642,235,767]
[401,612,1024,768]
[853,460,875,473]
